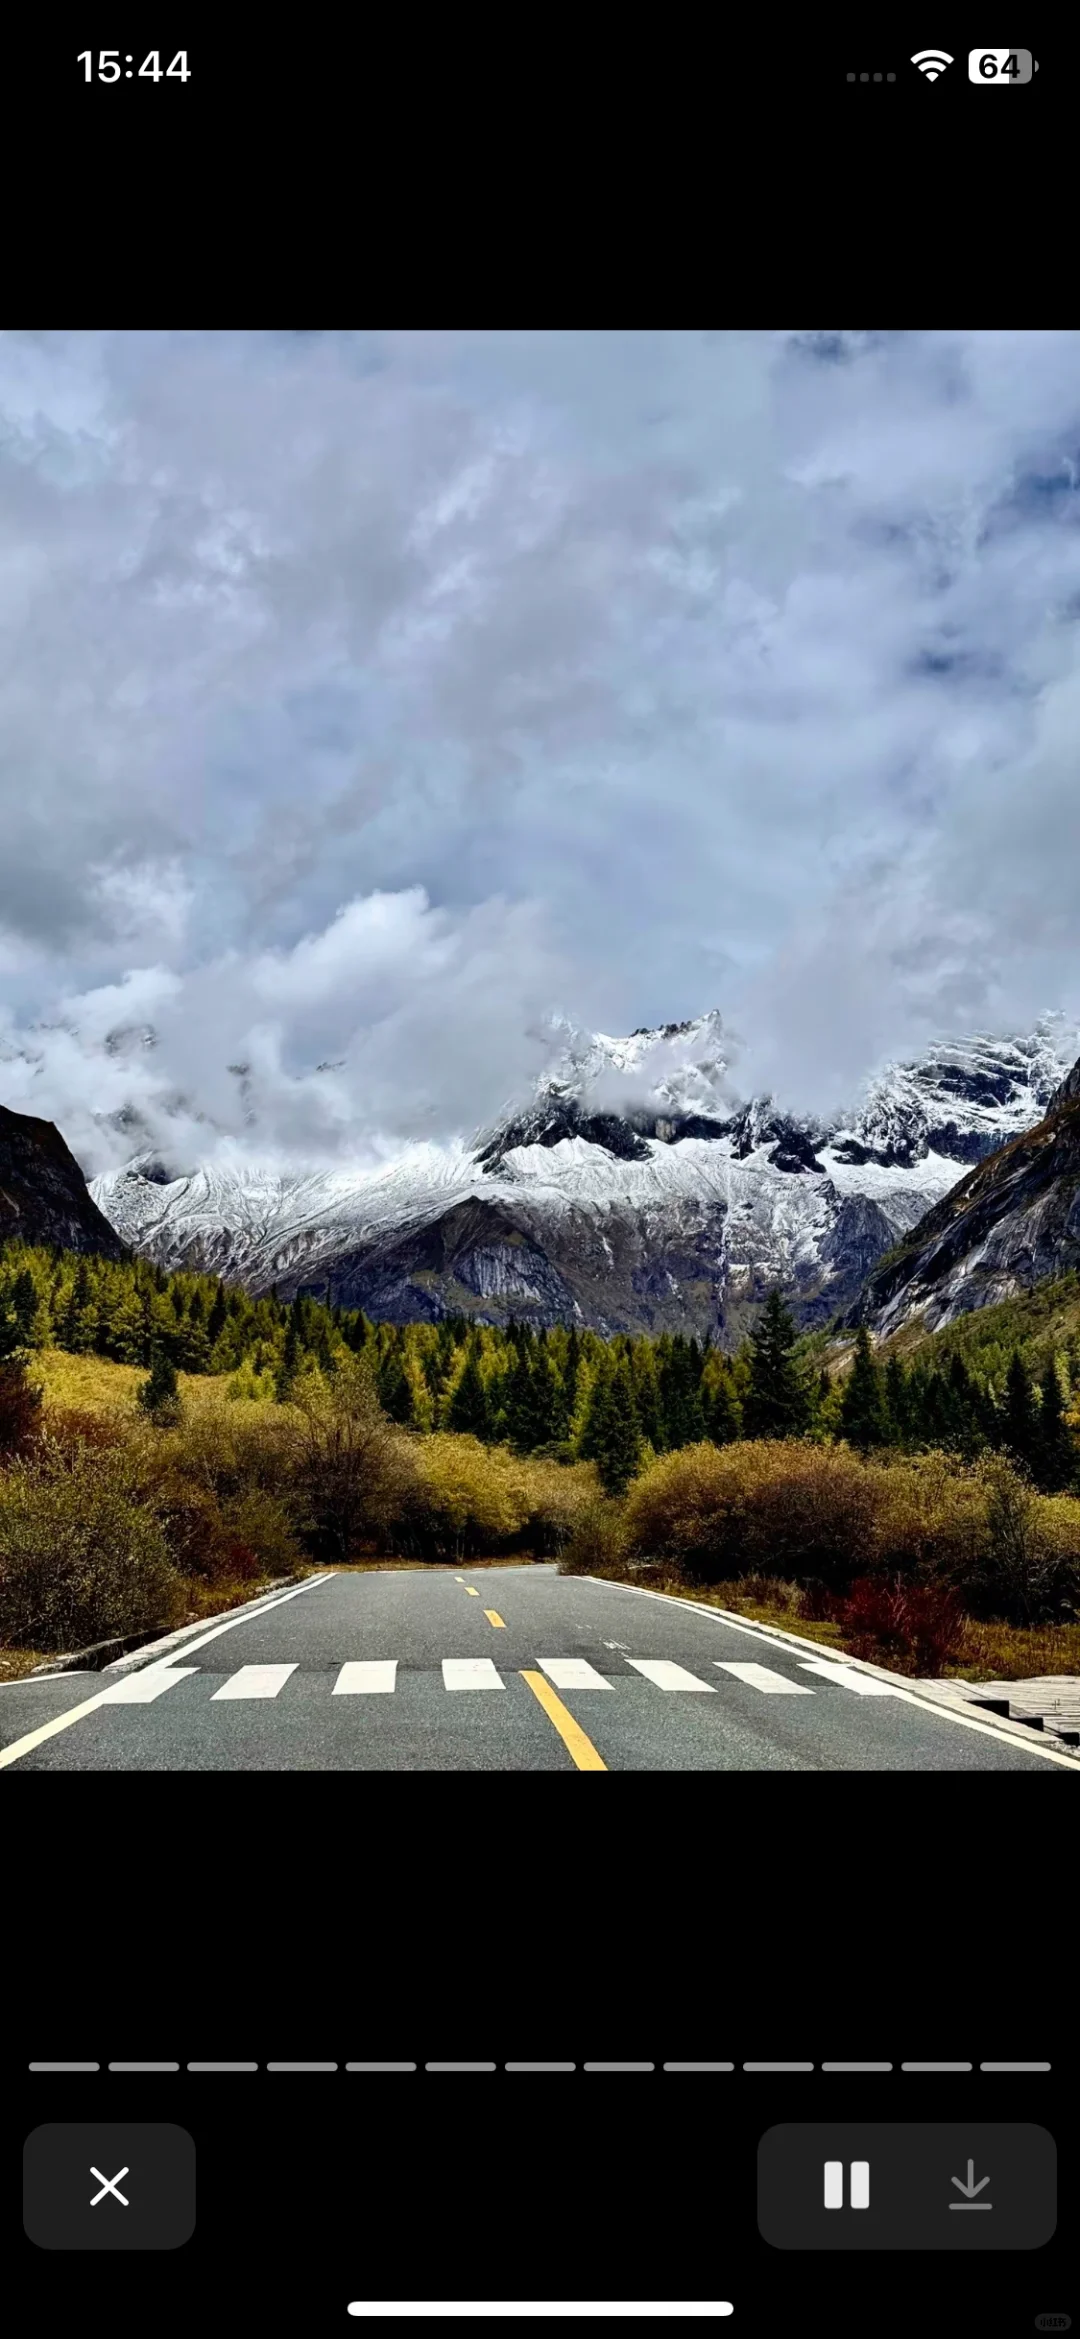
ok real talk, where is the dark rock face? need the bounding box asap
[287,1191,735,1339]
[852,1060,1080,1337]
[921,1122,1002,1166]
[1050,1056,1080,1111]
[294,1197,583,1326]
[476,1100,652,1167]
[769,1126,825,1175]
[0,1102,127,1260]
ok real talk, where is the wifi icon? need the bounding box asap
[911,48,954,78]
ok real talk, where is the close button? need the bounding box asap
[24,2124,195,2250]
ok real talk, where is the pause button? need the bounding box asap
[824,2159,870,2209]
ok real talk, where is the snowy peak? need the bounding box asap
[834,1018,1077,1171]
[84,1011,1080,1342]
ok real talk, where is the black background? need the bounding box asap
[1,13,1074,2333]
[7,1795,1074,2334]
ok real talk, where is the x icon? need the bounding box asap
[90,2165,130,2207]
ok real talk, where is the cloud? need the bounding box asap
[2,328,1080,1165]
[0,886,570,1176]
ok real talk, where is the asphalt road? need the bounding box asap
[1,1567,1076,1772]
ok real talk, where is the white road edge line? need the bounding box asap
[0,1575,334,1773]
[578,1578,1080,1770]
[102,1574,336,1672]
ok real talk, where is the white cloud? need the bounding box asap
[1,327,1080,1167]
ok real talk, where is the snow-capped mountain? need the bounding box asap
[84,1011,1080,1342]
[851,1037,1080,1340]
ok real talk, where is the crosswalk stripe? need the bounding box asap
[715,1662,815,1696]
[62,1651,907,1709]
[333,1662,398,1695]
[211,1665,298,1701]
[797,1660,897,1697]
[624,1658,715,1692]
[442,1658,504,1690]
[538,1658,613,1691]
[98,1668,200,1705]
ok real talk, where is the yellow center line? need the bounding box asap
[484,1610,506,1628]
[520,1670,608,1771]
[464,1586,480,1597]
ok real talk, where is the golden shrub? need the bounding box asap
[623,1438,878,1587]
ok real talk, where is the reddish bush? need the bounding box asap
[835,1575,965,1676]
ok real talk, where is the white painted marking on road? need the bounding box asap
[442,1658,504,1690]
[333,1662,398,1695]
[715,1662,815,1696]
[797,1661,897,1696]
[624,1658,715,1692]
[538,1659,613,1690]
[0,1579,335,1769]
[577,1577,1080,1765]
[102,1575,335,1672]
[97,1668,199,1704]
[211,1665,298,1701]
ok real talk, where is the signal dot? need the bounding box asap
[887,72,896,80]
[847,71,855,79]
[859,72,869,80]
[873,72,882,81]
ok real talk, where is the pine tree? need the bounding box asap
[883,1355,909,1445]
[580,1353,641,1493]
[631,1345,664,1450]
[207,1280,228,1346]
[60,1258,93,1352]
[502,1346,539,1451]
[137,1347,180,1421]
[546,1358,573,1445]
[10,1268,38,1340]
[578,1355,616,1467]
[0,1293,25,1361]
[446,1346,492,1439]
[601,1355,643,1493]
[1001,1350,1039,1474]
[376,1350,416,1425]
[528,1350,560,1448]
[562,1327,582,1432]
[275,1318,301,1401]
[743,1289,810,1439]
[659,1336,706,1449]
[1035,1358,1077,1493]
[706,1373,741,1445]
[840,1326,888,1450]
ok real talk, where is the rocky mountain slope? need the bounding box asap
[0,1102,127,1263]
[850,1045,1080,1341]
[82,1012,1078,1343]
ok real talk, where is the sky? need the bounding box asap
[1,326,1079,1178]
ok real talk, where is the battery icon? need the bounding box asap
[968,49,1037,81]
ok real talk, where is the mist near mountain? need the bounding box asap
[88,1012,1079,1341]
[4,330,1080,1182]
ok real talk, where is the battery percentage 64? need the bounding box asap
[968,50,1037,81]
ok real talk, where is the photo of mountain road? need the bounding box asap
[4,329,1080,1769]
